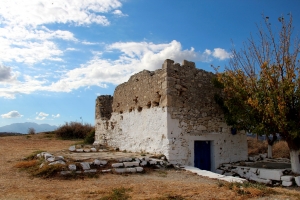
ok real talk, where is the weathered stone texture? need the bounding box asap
[94,59,248,170]
[95,95,113,120]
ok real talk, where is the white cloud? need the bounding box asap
[0,0,123,27]
[0,0,124,65]
[35,112,49,120]
[112,10,128,17]
[52,114,60,118]
[212,48,231,60]
[1,110,23,118]
[0,40,230,98]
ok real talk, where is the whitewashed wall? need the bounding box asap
[95,107,248,172]
[95,107,170,157]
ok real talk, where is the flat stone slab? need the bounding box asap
[112,163,123,168]
[123,162,139,167]
[80,162,90,170]
[259,169,283,181]
[68,164,76,171]
[295,176,300,186]
[281,176,294,181]
[282,181,293,187]
[249,176,272,185]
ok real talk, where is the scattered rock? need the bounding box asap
[112,163,124,168]
[68,164,76,171]
[295,176,300,186]
[80,162,90,170]
[282,181,293,187]
[69,146,76,152]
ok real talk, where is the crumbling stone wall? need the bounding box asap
[94,59,248,170]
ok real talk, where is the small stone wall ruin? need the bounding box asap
[94,59,248,171]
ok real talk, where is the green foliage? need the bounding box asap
[55,121,94,139]
[84,129,95,144]
[100,187,132,200]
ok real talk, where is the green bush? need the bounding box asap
[55,121,94,139]
[84,129,95,144]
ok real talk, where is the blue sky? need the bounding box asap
[1,0,300,127]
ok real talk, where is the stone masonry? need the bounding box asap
[94,59,248,172]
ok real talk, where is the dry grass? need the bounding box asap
[273,140,290,158]
[247,137,267,156]
[14,160,38,168]
[247,137,291,158]
[0,134,299,199]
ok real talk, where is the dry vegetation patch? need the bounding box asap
[0,134,299,199]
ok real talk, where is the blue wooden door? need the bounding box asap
[194,141,211,171]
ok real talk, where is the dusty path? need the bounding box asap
[0,134,299,200]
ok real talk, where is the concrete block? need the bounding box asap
[69,146,76,152]
[259,169,283,181]
[100,160,108,165]
[47,157,55,162]
[135,167,143,172]
[102,169,112,173]
[123,162,139,167]
[44,153,52,160]
[149,160,157,165]
[249,176,272,185]
[126,168,137,173]
[80,162,90,170]
[295,176,300,186]
[281,176,294,182]
[68,164,76,171]
[84,169,97,173]
[49,160,66,165]
[93,159,101,165]
[114,168,126,173]
[250,168,257,173]
[112,163,124,168]
[140,161,147,166]
[60,171,71,175]
[282,181,293,187]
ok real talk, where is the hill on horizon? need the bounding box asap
[0,122,58,134]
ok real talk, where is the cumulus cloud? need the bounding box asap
[35,112,49,120]
[212,48,231,60]
[0,40,231,98]
[0,0,123,27]
[112,10,128,17]
[52,114,60,118]
[0,0,124,64]
[1,110,23,118]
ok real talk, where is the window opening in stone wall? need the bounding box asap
[129,108,132,112]
[119,111,123,114]
[137,106,143,112]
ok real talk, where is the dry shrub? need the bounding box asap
[55,121,94,139]
[247,137,267,156]
[273,141,290,158]
[33,164,65,178]
[15,160,38,168]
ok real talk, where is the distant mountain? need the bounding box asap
[0,122,58,134]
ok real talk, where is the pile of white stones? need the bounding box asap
[68,145,107,152]
[36,151,171,176]
[216,154,300,187]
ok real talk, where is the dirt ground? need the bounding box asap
[0,134,299,200]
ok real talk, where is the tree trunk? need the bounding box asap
[267,145,272,158]
[286,137,300,174]
[266,134,277,158]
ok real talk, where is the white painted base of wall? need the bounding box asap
[95,107,248,172]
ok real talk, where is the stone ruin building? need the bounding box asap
[94,59,247,172]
